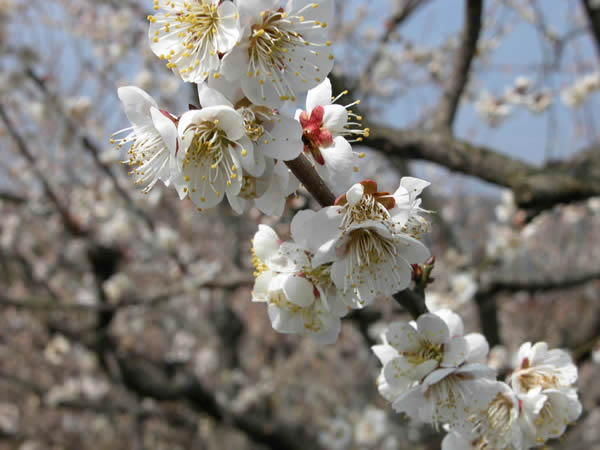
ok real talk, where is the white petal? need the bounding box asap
[260,114,303,160]
[197,83,233,108]
[464,333,489,363]
[281,274,315,307]
[371,344,399,366]
[433,309,464,338]
[441,337,468,367]
[315,136,354,192]
[252,270,274,301]
[385,321,420,353]
[391,386,425,416]
[395,235,431,265]
[306,78,332,113]
[346,183,364,206]
[220,44,249,82]
[322,104,348,134]
[215,1,241,51]
[253,224,280,262]
[416,313,450,344]
[118,86,158,128]
[268,304,304,334]
[291,206,343,252]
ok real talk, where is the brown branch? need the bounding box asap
[360,0,433,90]
[365,126,600,214]
[434,0,483,129]
[582,0,600,60]
[0,276,253,312]
[0,103,86,236]
[474,270,600,348]
[25,68,155,232]
[285,154,336,207]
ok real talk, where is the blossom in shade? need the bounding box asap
[372,310,498,429]
[113,86,177,193]
[511,341,578,394]
[251,224,348,344]
[148,0,240,83]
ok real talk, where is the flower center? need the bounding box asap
[515,369,559,391]
[302,262,333,292]
[406,341,443,365]
[183,121,230,168]
[245,7,330,102]
[176,2,219,47]
[340,194,393,229]
[112,124,167,193]
[181,120,239,198]
[248,10,291,72]
[299,105,333,165]
[342,229,397,268]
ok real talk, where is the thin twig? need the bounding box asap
[433,0,483,129]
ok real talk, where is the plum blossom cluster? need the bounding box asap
[113,0,371,217]
[110,1,582,448]
[250,178,431,343]
[372,311,581,449]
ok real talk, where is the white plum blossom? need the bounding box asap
[295,78,368,191]
[524,91,552,114]
[318,418,353,450]
[148,0,240,83]
[504,76,532,104]
[372,310,498,428]
[229,159,300,216]
[221,0,335,107]
[389,176,431,236]
[251,224,348,344]
[308,180,430,306]
[475,91,511,127]
[198,78,304,162]
[354,407,388,446]
[113,86,177,193]
[446,382,539,450]
[175,105,252,210]
[525,387,581,446]
[196,79,303,215]
[511,341,578,394]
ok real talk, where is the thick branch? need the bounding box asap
[434,0,483,129]
[582,0,600,60]
[366,126,600,213]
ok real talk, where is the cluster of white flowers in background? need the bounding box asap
[112,1,582,447]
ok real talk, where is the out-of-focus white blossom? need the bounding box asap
[504,76,532,104]
[318,418,353,450]
[354,407,387,446]
[475,91,511,127]
[102,272,134,304]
